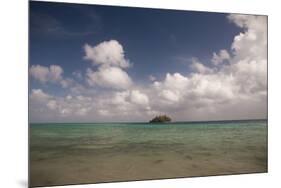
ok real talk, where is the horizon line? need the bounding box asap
[29,118,268,124]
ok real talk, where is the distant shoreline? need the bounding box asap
[30,118,268,125]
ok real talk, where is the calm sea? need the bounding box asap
[30,120,267,187]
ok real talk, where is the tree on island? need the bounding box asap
[149,115,172,123]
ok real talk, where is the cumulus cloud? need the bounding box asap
[95,90,151,120]
[83,40,133,90]
[30,89,51,103]
[49,65,63,81]
[148,75,156,81]
[150,71,236,111]
[161,90,180,103]
[30,89,95,121]
[60,78,75,88]
[153,73,188,104]
[29,88,152,122]
[227,14,267,95]
[46,100,58,110]
[86,66,132,89]
[30,65,50,83]
[30,64,63,83]
[83,40,130,68]
[130,90,149,107]
[72,70,83,80]
[189,58,213,74]
[211,49,230,65]
[228,14,267,61]
[30,64,77,89]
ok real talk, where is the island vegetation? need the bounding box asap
[149,115,172,123]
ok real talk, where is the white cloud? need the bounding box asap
[86,66,132,89]
[30,64,78,89]
[227,14,267,96]
[47,100,58,110]
[60,78,75,88]
[151,73,189,106]
[211,49,230,65]
[190,58,213,74]
[99,90,151,119]
[189,73,236,100]
[29,88,151,122]
[130,90,149,106]
[111,91,128,104]
[83,40,130,68]
[228,14,267,61]
[30,64,63,83]
[72,70,83,80]
[75,107,91,116]
[162,73,189,91]
[29,89,95,121]
[30,89,51,103]
[49,65,63,81]
[161,90,180,102]
[83,40,134,90]
[151,71,235,107]
[29,65,50,83]
[148,75,156,81]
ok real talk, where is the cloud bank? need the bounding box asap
[29,14,267,122]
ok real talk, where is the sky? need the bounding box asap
[29,1,267,123]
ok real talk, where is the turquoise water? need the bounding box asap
[30,120,267,187]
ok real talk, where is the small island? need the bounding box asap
[149,115,172,123]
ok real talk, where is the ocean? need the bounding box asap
[30,120,267,187]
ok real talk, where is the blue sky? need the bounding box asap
[29,1,267,122]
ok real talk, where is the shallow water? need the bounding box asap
[30,120,267,187]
